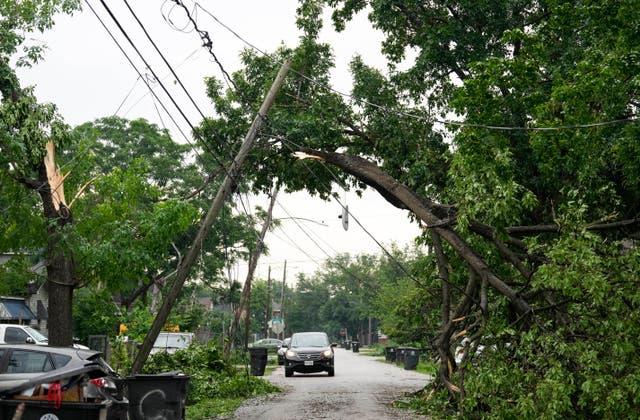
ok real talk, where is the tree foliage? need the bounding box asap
[193,0,640,416]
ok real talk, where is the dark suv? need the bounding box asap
[284,332,336,377]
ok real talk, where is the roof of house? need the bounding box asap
[0,297,36,321]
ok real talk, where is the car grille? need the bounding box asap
[297,352,322,360]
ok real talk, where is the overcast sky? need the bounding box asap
[16,0,423,283]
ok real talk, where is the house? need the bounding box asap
[0,254,48,331]
[0,296,36,324]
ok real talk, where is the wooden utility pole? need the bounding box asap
[225,187,279,357]
[280,260,286,339]
[265,268,272,337]
[131,61,290,374]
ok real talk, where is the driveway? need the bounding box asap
[230,347,432,419]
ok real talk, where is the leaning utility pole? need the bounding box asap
[280,260,286,339]
[131,60,290,375]
[265,268,272,337]
[225,187,279,357]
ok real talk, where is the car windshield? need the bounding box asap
[24,327,48,343]
[291,334,329,348]
[153,333,191,349]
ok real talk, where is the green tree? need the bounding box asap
[192,1,640,416]
[1,0,82,345]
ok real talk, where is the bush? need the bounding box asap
[141,341,279,404]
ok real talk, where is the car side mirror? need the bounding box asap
[25,337,35,344]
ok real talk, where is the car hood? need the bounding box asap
[289,346,331,353]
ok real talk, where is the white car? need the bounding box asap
[150,332,194,354]
[0,324,89,349]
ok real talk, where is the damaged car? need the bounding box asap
[0,344,125,418]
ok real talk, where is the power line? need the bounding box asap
[92,0,424,287]
[97,0,197,137]
[123,0,207,120]
[165,0,240,94]
[277,137,425,287]
[121,49,200,118]
[93,0,248,186]
[86,0,193,147]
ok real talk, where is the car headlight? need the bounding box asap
[323,349,333,358]
[286,350,297,358]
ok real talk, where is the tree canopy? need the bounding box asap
[193,0,640,416]
[2,1,640,415]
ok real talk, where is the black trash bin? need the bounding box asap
[0,400,111,420]
[395,347,406,366]
[107,398,129,420]
[107,378,129,420]
[345,340,351,350]
[404,347,421,370]
[125,372,190,420]
[249,347,268,376]
[352,341,360,352]
[385,346,397,362]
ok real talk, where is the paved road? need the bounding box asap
[229,347,432,419]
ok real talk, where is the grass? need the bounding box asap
[186,360,281,419]
[360,346,436,376]
[186,397,245,419]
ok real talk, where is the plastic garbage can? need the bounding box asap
[396,347,406,366]
[345,340,351,350]
[125,372,190,420]
[249,347,268,376]
[385,346,397,362]
[404,347,421,370]
[352,341,360,352]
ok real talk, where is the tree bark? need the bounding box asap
[37,161,76,346]
[299,148,532,316]
[1,58,77,346]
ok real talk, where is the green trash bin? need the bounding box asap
[125,372,190,420]
[249,347,268,376]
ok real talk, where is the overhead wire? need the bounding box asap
[158,1,427,284]
[165,0,240,95]
[93,0,258,203]
[123,0,208,121]
[277,137,426,287]
[274,198,381,285]
[113,75,141,115]
[86,0,194,147]
[121,48,200,118]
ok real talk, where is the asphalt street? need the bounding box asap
[229,347,432,419]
